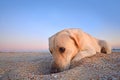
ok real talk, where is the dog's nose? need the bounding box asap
[50,67,60,73]
[51,62,61,73]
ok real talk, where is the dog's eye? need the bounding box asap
[59,47,65,53]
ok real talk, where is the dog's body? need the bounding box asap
[49,28,111,73]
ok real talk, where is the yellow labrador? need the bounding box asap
[49,28,111,73]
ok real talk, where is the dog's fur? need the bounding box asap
[49,28,111,73]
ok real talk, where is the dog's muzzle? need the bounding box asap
[50,62,70,73]
[50,62,61,73]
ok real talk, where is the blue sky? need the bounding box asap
[0,0,120,51]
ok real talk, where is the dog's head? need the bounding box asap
[49,29,82,73]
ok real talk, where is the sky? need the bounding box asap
[0,0,120,52]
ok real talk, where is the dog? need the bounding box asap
[49,28,111,73]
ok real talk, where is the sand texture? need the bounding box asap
[0,52,120,80]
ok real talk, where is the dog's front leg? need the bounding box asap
[72,49,96,62]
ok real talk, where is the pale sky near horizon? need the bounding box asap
[0,0,120,51]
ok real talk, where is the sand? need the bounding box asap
[0,52,120,80]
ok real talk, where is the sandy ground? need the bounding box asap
[0,52,120,80]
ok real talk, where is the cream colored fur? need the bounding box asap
[49,28,111,73]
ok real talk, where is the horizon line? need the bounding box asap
[0,48,120,53]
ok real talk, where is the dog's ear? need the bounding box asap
[68,30,81,49]
[49,35,55,52]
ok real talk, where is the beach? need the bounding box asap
[0,52,120,80]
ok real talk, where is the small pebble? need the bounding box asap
[54,75,57,78]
